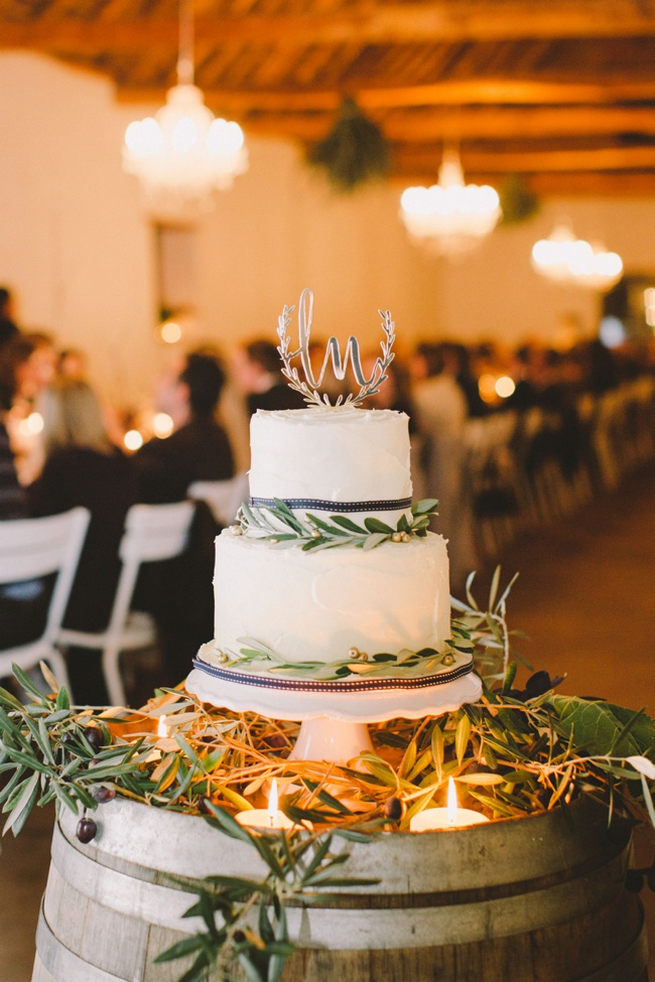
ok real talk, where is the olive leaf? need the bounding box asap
[549,695,655,759]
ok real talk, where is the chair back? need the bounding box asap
[187,473,249,526]
[107,500,196,640]
[56,501,195,706]
[0,507,90,647]
[0,508,90,696]
[0,507,89,583]
[119,501,196,564]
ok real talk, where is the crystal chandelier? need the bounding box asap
[531,223,623,292]
[123,0,248,217]
[399,148,501,256]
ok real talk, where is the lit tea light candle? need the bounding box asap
[154,713,179,753]
[236,779,295,831]
[409,777,490,832]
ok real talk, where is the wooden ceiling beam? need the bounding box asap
[395,144,655,175]
[5,1,655,52]
[117,79,655,112]
[244,105,655,143]
[392,169,655,195]
[526,171,655,195]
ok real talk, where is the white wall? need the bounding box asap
[2,50,655,413]
[0,52,162,408]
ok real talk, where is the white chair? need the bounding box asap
[57,500,195,707]
[0,507,90,696]
[187,472,249,526]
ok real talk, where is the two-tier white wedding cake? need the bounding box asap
[185,291,481,723]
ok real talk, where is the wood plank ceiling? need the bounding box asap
[3,0,655,195]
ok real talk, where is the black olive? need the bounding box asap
[83,726,103,752]
[76,817,98,843]
[92,786,116,804]
[383,796,403,821]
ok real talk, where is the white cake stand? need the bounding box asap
[185,666,482,763]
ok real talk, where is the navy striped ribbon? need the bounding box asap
[249,496,412,513]
[192,657,473,692]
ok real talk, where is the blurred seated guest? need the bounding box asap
[361,352,416,422]
[57,346,88,381]
[410,342,477,587]
[27,379,137,702]
[447,342,488,418]
[231,340,305,415]
[581,339,619,395]
[0,286,20,348]
[0,339,29,518]
[134,350,236,685]
[503,344,540,412]
[9,331,58,483]
[0,338,49,655]
[362,352,425,499]
[57,345,124,449]
[20,331,57,398]
[134,350,235,504]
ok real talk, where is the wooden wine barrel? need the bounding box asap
[32,795,648,982]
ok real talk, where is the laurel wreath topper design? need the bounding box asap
[276,288,396,407]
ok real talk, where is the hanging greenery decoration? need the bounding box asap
[308,97,391,192]
[498,174,540,226]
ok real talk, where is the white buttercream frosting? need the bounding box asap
[213,530,450,665]
[185,400,470,720]
[249,407,411,518]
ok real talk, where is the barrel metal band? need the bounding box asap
[249,496,412,513]
[192,657,473,692]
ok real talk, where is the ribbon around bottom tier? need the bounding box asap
[191,656,474,692]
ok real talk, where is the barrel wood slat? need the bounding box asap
[32,796,648,982]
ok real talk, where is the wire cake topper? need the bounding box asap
[276,288,396,407]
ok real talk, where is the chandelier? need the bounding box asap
[123,0,248,217]
[531,223,623,292]
[399,148,501,256]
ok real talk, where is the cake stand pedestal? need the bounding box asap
[186,666,482,763]
[289,717,374,761]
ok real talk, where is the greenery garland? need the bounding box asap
[307,97,391,193]
[198,635,470,681]
[236,497,438,551]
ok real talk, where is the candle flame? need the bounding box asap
[447,776,458,826]
[157,715,168,738]
[267,779,279,828]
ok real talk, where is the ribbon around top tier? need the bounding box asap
[249,496,412,513]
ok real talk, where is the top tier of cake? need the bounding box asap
[249,406,412,522]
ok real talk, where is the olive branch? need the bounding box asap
[155,804,377,982]
[200,635,467,681]
[235,497,438,551]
